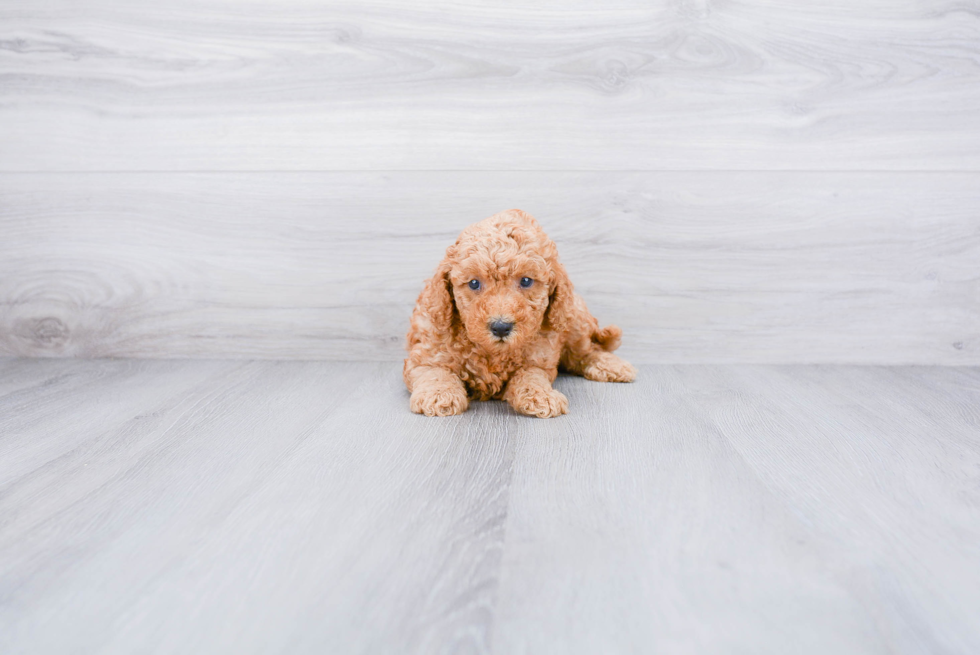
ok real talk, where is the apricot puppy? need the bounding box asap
[404,209,636,418]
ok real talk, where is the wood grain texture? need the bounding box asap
[0,359,517,654]
[1,171,977,363]
[1,359,979,653]
[495,364,980,654]
[2,0,979,171]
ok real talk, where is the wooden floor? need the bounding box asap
[1,359,979,654]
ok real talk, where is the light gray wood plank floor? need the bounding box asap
[1,359,978,654]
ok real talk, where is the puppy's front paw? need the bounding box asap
[515,387,568,419]
[584,354,637,383]
[411,386,469,417]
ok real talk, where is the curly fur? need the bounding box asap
[404,209,636,418]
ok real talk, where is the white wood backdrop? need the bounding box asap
[3,0,980,171]
[1,0,978,363]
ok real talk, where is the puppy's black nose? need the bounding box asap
[489,319,514,339]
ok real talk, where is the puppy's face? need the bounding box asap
[448,245,552,353]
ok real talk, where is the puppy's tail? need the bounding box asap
[592,324,622,352]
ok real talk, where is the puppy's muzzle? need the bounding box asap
[488,319,514,339]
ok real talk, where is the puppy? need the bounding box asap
[404,209,636,418]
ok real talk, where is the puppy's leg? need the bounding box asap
[562,348,637,383]
[580,350,637,382]
[504,367,568,418]
[408,366,469,417]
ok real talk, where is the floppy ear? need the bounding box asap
[418,255,458,335]
[543,260,575,334]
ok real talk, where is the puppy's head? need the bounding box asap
[424,209,573,353]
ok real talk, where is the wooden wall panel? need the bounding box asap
[1,172,977,363]
[1,0,978,171]
[2,1,977,362]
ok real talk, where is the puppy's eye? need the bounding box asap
[519,277,534,288]
[468,279,481,291]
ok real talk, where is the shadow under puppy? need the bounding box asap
[404,209,636,418]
